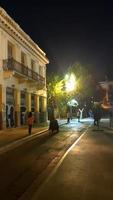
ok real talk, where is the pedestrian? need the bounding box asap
[88,109,93,118]
[67,112,70,123]
[93,106,101,128]
[27,112,34,135]
[77,109,80,122]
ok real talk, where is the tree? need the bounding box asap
[47,63,94,119]
[67,63,93,98]
[67,63,94,117]
[47,73,69,118]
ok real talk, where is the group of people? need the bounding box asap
[28,108,82,135]
[27,105,113,135]
[66,105,102,128]
[67,108,81,123]
[27,112,59,135]
[93,105,113,129]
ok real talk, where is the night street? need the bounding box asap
[31,120,113,200]
[0,1,113,200]
[0,119,91,200]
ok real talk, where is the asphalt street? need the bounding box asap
[31,120,113,200]
[0,119,91,200]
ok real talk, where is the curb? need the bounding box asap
[0,122,68,155]
[0,128,48,155]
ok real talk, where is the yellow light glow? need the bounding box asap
[65,73,76,92]
[54,80,63,94]
[65,74,69,80]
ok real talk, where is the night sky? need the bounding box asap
[1,0,113,81]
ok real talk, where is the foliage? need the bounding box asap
[47,73,71,117]
[67,63,94,102]
[47,63,94,118]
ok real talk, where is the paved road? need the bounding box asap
[0,119,91,200]
[31,123,113,200]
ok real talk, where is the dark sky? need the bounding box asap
[1,0,113,80]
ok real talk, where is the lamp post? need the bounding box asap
[64,73,77,119]
[64,73,76,93]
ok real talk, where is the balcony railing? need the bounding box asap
[3,58,45,85]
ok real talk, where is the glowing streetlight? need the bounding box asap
[67,99,78,106]
[65,73,76,92]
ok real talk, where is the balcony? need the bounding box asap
[3,58,45,88]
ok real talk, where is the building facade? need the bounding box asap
[0,7,49,129]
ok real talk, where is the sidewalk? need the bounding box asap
[31,119,113,200]
[0,119,67,153]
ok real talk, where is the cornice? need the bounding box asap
[0,7,49,65]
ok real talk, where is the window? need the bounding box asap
[6,87,14,105]
[39,96,43,113]
[8,42,13,59]
[31,59,35,71]
[21,91,26,106]
[31,94,35,112]
[39,65,43,77]
[21,52,26,66]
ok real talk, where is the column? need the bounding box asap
[42,97,47,122]
[0,85,6,129]
[26,92,31,123]
[0,85,3,130]
[35,95,39,124]
[14,89,20,126]
[41,97,47,122]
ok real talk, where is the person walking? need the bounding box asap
[27,112,34,135]
[77,109,80,122]
[67,112,70,123]
[93,105,102,128]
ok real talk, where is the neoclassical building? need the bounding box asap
[0,7,49,129]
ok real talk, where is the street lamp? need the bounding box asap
[67,99,78,106]
[64,73,77,120]
[65,73,76,92]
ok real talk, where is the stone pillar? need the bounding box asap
[0,85,3,130]
[35,95,39,124]
[26,92,31,112]
[26,92,31,122]
[14,89,20,127]
[43,97,47,122]
[40,97,47,123]
[0,85,6,130]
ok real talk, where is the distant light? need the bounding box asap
[65,74,69,80]
[67,99,78,106]
[65,73,76,92]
